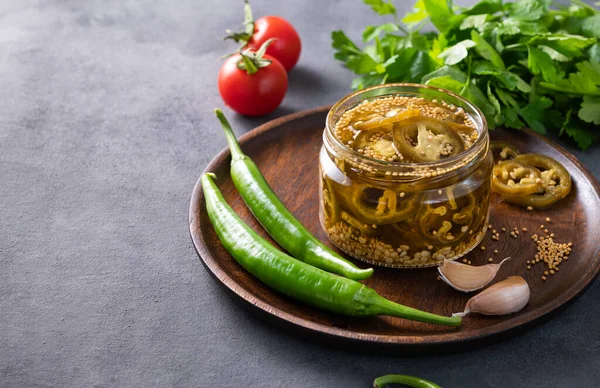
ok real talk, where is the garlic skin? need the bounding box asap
[438,257,510,292]
[457,276,530,317]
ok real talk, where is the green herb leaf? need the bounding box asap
[529,34,596,58]
[346,53,384,74]
[424,0,459,33]
[363,23,399,42]
[508,0,551,22]
[351,73,388,90]
[463,0,504,16]
[565,125,597,150]
[402,0,428,25]
[579,96,600,124]
[422,65,468,83]
[582,14,600,38]
[518,97,553,134]
[364,0,396,16]
[438,39,476,65]
[332,30,361,62]
[460,14,489,30]
[527,45,563,83]
[471,30,505,69]
[425,75,466,94]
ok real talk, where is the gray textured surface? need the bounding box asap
[1,1,599,387]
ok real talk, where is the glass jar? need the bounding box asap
[319,84,492,268]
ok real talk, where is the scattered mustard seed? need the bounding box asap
[522,227,528,232]
[527,206,533,211]
[546,217,551,222]
[542,276,547,281]
[480,246,486,251]
[493,249,498,254]
[488,258,493,263]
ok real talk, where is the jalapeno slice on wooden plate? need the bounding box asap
[501,154,572,209]
[490,141,520,163]
[492,160,542,196]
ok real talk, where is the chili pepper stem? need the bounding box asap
[215,108,245,161]
[369,293,461,327]
[373,374,441,388]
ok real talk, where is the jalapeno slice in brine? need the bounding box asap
[392,117,465,162]
[321,177,341,227]
[345,185,421,225]
[417,191,477,245]
[354,109,421,131]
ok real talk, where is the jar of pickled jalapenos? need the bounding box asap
[319,84,492,268]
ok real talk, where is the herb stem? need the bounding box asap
[572,0,599,14]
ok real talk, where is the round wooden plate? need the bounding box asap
[189,106,600,352]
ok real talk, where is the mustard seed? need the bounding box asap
[542,276,547,281]
[545,217,551,222]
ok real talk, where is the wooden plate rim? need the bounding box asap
[189,105,600,347]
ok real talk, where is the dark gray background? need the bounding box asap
[1,1,598,387]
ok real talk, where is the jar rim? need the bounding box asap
[325,83,489,173]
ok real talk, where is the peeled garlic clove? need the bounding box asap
[438,257,510,292]
[456,276,530,317]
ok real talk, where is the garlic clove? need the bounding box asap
[456,276,530,317]
[438,257,510,292]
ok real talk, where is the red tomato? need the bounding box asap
[246,16,301,71]
[218,53,288,117]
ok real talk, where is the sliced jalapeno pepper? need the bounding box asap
[490,141,520,163]
[501,154,572,209]
[492,160,542,196]
[353,130,398,160]
[392,117,465,162]
[354,109,421,131]
[346,185,420,225]
[340,210,377,236]
[417,192,477,245]
[321,177,341,227]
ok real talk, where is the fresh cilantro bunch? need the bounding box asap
[332,0,600,149]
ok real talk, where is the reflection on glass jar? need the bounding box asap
[319,84,492,268]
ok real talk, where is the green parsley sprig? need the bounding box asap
[332,0,600,149]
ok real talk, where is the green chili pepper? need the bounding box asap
[373,374,441,388]
[202,173,462,326]
[215,109,373,280]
